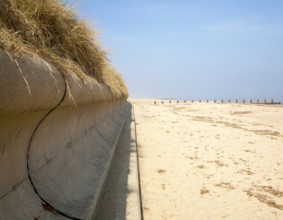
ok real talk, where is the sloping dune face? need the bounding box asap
[0,1,129,219]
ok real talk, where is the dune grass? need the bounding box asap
[0,0,128,98]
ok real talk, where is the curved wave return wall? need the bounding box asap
[0,49,130,220]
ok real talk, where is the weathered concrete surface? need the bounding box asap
[0,49,130,219]
[96,105,142,220]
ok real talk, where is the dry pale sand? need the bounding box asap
[131,99,283,220]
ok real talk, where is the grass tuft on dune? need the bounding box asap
[0,0,128,98]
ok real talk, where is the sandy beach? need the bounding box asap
[132,99,283,220]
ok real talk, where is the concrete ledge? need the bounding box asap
[96,104,142,220]
[0,49,129,219]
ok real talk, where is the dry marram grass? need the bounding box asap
[0,0,128,98]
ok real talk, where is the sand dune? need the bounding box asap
[132,99,283,220]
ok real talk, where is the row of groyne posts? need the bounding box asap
[154,98,281,105]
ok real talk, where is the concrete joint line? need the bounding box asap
[0,177,27,200]
[93,104,115,144]
[26,78,81,220]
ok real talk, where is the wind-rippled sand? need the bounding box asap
[132,99,283,220]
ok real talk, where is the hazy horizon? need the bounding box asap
[77,0,283,102]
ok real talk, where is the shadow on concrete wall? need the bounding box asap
[96,104,141,219]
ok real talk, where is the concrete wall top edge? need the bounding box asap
[0,49,124,115]
[0,49,65,115]
[62,71,113,108]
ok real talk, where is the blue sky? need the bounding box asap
[76,0,283,101]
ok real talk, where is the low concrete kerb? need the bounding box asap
[96,104,143,220]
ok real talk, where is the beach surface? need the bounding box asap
[132,99,283,220]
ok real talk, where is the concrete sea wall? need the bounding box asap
[0,49,130,219]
